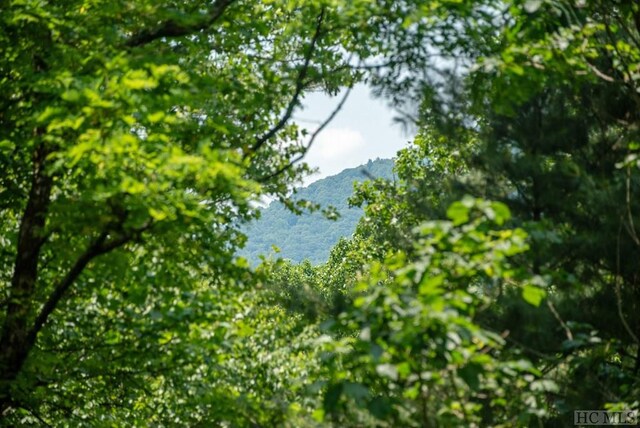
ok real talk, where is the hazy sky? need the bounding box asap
[295,84,412,185]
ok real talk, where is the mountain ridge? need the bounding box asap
[240,158,394,264]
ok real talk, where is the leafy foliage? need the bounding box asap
[0,0,435,423]
[318,200,552,427]
[3,0,640,426]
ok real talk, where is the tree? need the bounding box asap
[0,0,450,422]
[345,0,640,420]
[318,200,552,427]
[455,1,640,414]
[309,0,640,423]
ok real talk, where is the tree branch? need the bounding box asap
[257,81,354,184]
[125,0,235,48]
[27,222,152,346]
[616,214,640,347]
[546,299,573,341]
[249,8,326,156]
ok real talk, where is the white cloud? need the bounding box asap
[313,128,365,159]
[300,127,367,184]
[295,84,412,186]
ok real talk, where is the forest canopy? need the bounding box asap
[1,0,640,426]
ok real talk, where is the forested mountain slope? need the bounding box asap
[241,158,394,263]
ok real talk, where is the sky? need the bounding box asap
[295,84,413,185]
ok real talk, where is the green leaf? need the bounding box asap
[0,139,15,153]
[418,274,444,295]
[343,382,369,401]
[522,284,546,307]
[312,408,325,422]
[147,111,165,123]
[323,383,343,412]
[446,201,470,225]
[490,202,511,225]
[459,363,482,390]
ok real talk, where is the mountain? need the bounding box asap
[240,158,394,264]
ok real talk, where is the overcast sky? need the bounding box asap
[295,84,413,185]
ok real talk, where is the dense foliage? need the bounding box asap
[2,0,640,426]
[241,158,394,264]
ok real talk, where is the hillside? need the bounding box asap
[240,158,394,264]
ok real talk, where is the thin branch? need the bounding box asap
[249,8,326,155]
[27,222,152,345]
[602,15,640,106]
[504,334,556,361]
[615,217,640,345]
[326,53,455,76]
[546,300,573,341]
[125,0,235,48]
[257,82,354,184]
[23,405,52,428]
[625,165,640,246]
[447,369,471,426]
[612,9,640,52]
[585,61,616,83]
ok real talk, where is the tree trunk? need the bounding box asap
[0,142,52,411]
